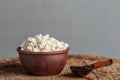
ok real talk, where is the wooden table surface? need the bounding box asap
[0,54,120,80]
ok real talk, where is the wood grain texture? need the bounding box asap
[0,55,120,80]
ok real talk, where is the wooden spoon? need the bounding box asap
[70,59,113,76]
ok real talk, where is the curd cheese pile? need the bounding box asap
[20,34,69,52]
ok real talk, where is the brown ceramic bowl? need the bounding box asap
[17,47,70,76]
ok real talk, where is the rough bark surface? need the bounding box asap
[0,55,120,80]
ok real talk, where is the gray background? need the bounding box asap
[0,0,120,59]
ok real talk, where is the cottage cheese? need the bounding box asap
[20,34,69,52]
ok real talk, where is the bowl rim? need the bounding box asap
[17,47,70,55]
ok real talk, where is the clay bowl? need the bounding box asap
[17,47,70,76]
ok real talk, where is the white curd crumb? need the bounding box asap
[20,34,69,52]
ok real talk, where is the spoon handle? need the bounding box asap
[92,59,113,69]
